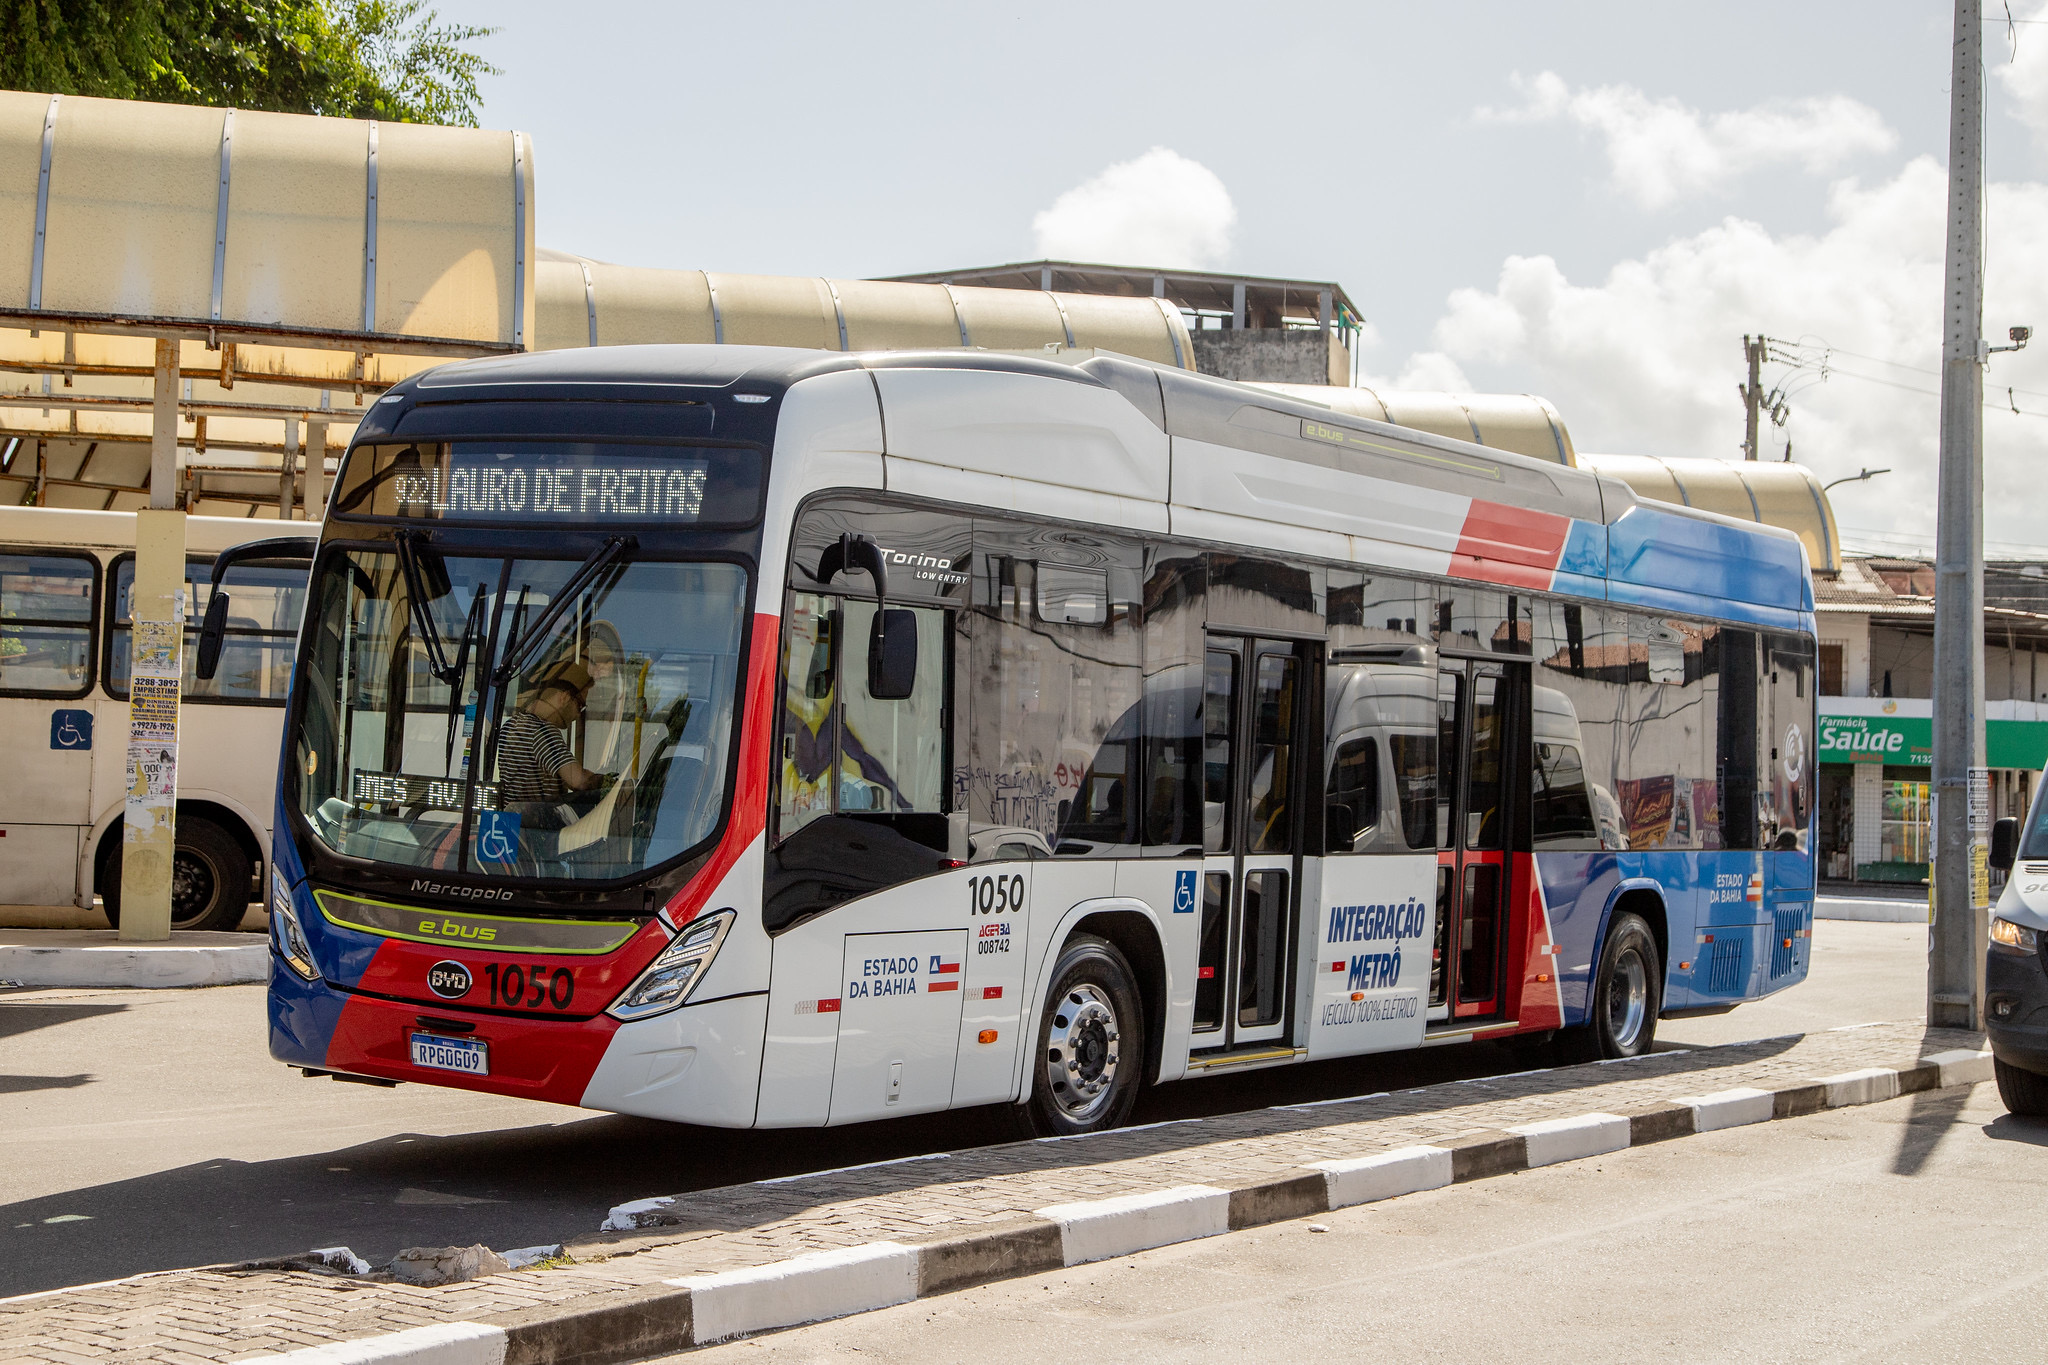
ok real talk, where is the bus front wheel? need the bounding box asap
[1558,912,1661,1062]
[1017,934,1145,1138]
[98,818,253,934]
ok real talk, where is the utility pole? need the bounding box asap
[1930,0,1989,1031]
[1740,334,1766,460]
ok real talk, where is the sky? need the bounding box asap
[438,0,2048,558]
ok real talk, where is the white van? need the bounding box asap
[0,506,312,929]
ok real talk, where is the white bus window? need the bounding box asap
[0,552,95,697]
[108,555,304,704]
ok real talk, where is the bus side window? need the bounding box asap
[1325,737,1379,852]
[0,552,96,696]
[1532,742,1599,848]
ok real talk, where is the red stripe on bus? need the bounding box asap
[928,980,958,992]
[818,998,841,1013]
[662,613,779,929]
[983,986,1002,999]
[934,961,960,974]
[1448,500,1570,590]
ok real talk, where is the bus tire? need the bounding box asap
[99,818,253,934]
[1017,934,1145,1138]
[1558,911,1660,1062]
[1994,1055,2048,1117]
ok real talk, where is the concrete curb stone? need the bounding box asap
[0,937,267,989]
[67,1037,1997,1365]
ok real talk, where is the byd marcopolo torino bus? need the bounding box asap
[240,345,1818,1136]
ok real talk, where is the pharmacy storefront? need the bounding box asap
[1817,698,2048,884]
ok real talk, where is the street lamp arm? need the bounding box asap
[1823,467,1893,492]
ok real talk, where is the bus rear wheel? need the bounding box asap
[99,819,253,934]
[1017,934,1145,1138]
[1557,911,1660,1062]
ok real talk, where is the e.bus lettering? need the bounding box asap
[418,917,497,944]
[481,962,575,1011]
[969,874,1024,915]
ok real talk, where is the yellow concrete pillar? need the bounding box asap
[121,508,186,940]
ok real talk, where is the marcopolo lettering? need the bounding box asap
[1327,898,1426,946]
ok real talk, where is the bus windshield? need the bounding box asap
[292,546,747,882]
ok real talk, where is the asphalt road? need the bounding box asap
[687,1068,2037,1364]
[0,919,1931,1298]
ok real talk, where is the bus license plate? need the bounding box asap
[409,1032,489,1076]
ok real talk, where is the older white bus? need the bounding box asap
[0,507,312,930]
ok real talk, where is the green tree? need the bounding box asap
[0,0,499,126]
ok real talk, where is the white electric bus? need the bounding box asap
[0,506,312,930]
[254,346,1816,1135]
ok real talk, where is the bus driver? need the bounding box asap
[498,661,611,821]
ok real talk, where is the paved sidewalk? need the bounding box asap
[0,1020,1982,1362]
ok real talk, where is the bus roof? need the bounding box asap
[361,344,1814,628]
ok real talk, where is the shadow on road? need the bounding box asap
[1889,1085,1974,1175]
[0,1029,1808,1299]
[1981,1112,2048,1146]
[0,998,127,1042]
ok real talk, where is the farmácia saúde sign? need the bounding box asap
[1817,713,1930,765]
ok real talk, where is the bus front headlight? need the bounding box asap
[1991,916,2038,953]
[270,869,319,981]
[608,910,735,1021]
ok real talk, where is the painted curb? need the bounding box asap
[1674,1086,1775,1132]
[208,1046,1997,1364]
[0,941,267,988]
[1037,1184,1231,1265]
[1310,1144,1454,1207]
[238,1321,507,1364]
[669,1241,918,1345]
[1508,1112,1632,1166]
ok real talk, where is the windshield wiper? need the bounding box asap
[394,531,463,685]
[492,536,635,684]
[442,583,488,775]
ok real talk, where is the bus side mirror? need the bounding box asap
[194,592,232,681]
[867,608,917,700]
[1992,817,2019,873]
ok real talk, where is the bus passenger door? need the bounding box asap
[1193,636,1306,1053]
[1432,662,1512,1024]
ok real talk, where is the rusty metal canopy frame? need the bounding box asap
[0,91,534,513]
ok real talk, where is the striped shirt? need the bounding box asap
[497,709,574,803]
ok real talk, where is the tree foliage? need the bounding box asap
[0,0,500,126]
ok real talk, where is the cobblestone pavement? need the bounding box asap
[0,1021,1979,1363]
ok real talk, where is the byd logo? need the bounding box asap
[426,961,472,1000]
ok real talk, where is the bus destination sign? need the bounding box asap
[392,459,708,520]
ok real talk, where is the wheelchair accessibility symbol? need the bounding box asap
[1173,869,1198,913]
[50,709,92,751]
[474,810,522,865]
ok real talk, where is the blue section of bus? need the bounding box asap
[1603,505,1814,627]
[1537,848,1814,1024]
[1558,519,1607,579]
[266,796,380,1065]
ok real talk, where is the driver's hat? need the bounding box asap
[530,659,594,701]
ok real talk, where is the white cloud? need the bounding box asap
[1997,1,2048,148]
[1385,156,2048,551]
[1031,147,1235,268]
[1478,71,1896,209]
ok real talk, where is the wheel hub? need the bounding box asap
[1607,948,1648,1051]
[1044,984,1120,1121]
